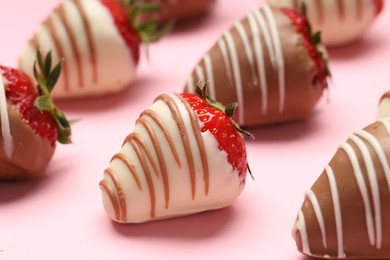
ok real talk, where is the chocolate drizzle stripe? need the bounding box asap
[155,94,197,199]
[355,129,390,191]
[325,165,345,258]
[128,135,156,218]
[186,75,195,93]
[223,31,245,123]
[296,210,311,254]
[306,189,327,248]
[140,109,181,167]
[262,4,285,113]
[99,180,121,221]
[46,16,70,92]
[247,11,268,115]
[349,134,382,248]
[136,117,170,209]
[314,0,324,25]
[217,38,234,87]
[340,142,376,246]
[57,4,84,87]
[379,91,390,103]
[73,0,98,84]
[175,93,210,196]
[234,20,258,86]
[337,0,345,22]
[203,54,216,99]
[125,133,159,179]
[195,65,205,83]
[104,168,127,222]
[111,153,142,190]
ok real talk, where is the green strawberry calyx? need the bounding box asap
[33,49,72,144]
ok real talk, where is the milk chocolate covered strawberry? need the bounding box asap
[19,0,168,99]
[184,4,329,127]
[0,51,71,180]
[268,0,384,46]
[292,118,390,258]
[99,84,251,223]
[143,0,216,23]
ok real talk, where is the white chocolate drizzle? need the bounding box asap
[306,189,327,248]
[295,118,390,257]
[340,142,375,246]
[0,70,13,158]
[325,165,346,258]
[186,4,286,123]
[296,210,311,255]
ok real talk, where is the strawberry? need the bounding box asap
[293,118,390,258]
[268,0,385,46]
[281,6,329,90]
[185,3,330,127]
[19,0,171,99]
[0,50,71,180]
[99,84,251,223]
[374,0,384,15]
[180,85,252,179]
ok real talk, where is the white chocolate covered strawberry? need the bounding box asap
[99,85,251,223]
[185,4,329,127]
[268,0,384,46]
[377,90,390,118]
[19,0,168,99]
[293,118,390,259]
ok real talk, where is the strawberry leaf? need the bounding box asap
[195,82,254,139]
[46,61,62,93]
[33,49,72,144]
[34,95,52,111]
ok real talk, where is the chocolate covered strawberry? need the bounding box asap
[269,0,384,46]
[0,50,71,180]
[99,84,251,223]
[19,0,169,99]
[184,3,330,127]
[141,0,216,23]
[377,89,390,118]
[293,118,390,259]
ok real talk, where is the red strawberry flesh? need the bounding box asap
[180,93,248,179]
[1,65,57,145]
[101,0,141,64]
[282,8,328,90]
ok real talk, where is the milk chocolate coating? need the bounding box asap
[268,0,382,46]
[145,0,216,23]
[292,118,390,258]
[0,104,54,180]
[184,4,325,127]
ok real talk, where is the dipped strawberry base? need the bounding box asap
[99,90,248,223]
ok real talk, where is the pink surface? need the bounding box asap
[1,0,390,259]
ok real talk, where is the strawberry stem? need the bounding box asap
[120,0,174,44]
[33,49,72,144]
[195,82,254,139]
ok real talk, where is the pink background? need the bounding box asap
[1,0,390,259]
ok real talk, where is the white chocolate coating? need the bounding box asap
[268,0,380,46]
[378,92,390,118]
[100,93,245,223]
[19,0,135,99]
